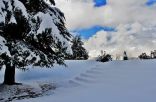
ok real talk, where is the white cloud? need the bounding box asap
[55,0,156,30]
[55,0,106,30]
[84,22,156,58]
[55,0,156,58]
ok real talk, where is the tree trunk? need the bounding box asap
[3,65,15,85]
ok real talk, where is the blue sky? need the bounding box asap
[72,26,115,39]
[72,0,156,39]
[146,0,156,5]
[94,0,107,7]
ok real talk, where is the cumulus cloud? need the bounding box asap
[55,0,156,58]
[55,0,156,30]
[105,0,156,27]
[55,0,106,30]
[84,22,156,58]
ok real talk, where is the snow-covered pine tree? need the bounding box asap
[69,35,88,60]
[0,0,72,85]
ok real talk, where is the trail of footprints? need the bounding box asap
[68,65,105,87]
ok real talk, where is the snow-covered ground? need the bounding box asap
[0,60,156,102]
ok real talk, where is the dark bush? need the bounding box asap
[97,54,112,62]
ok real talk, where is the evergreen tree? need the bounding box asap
[123,51,128,60]
[0,0,72,85]
[69,35,88,60]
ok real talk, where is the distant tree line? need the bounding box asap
[96,49,156,63]
[138,50,156,59]
[97,51,128,62]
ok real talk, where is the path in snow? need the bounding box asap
[68,65,105,86]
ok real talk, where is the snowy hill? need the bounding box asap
[0,60,156,102]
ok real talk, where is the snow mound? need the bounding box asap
[0,82,56,102]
